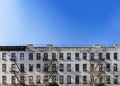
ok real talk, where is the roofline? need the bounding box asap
[26,44,120,48]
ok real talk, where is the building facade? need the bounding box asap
[0,44,120,86]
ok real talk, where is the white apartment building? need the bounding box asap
[0,44,120,86]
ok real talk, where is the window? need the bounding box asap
[99,53,103,60]
[52,53,56,60]
[67,76,71,84]
[90,64,94,71]
[67,64,71,72]
[90,76,94,83]
[114,53,118,60]
[67,53,71,60]
[20,76,25,84]
[29,64,33,72]
[2,64,6,72]
[83,53,87,60]
[114,75,118,84]
[11,76,16,84]
[2,53,6,60]
[44,64,48,71]
[83,76,87,84]
[75,64,79,71]
[59,76,64,84]
[11,53,16,60]
[106,64,110,71]
[20,53,24,60]
[106,53,110,60]
[43,53,48,60]
[11,64,16,71]
[99,64,103,71]
[52,75,56,83]
[2,76,6,84]
[44,76,48,82]
[99,76,103,84]
[75,76,79,84]
[29,53,33,60]
[83,64,87,72]
[36,76,41,84]
[37,64,41,72]
[29,76,33,84]
[52,64,57,71]
[20,64,24,72]
[36,53,41,60]
[106,76,110,84]
[59,64,64,72]
[11,53,16,58]
[114,64,118,71]
[90,53,94,60]
[75,53,79,60]
[59,53,63,60]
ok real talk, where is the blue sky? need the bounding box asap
[0,0,120,45]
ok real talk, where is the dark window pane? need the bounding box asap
[106,53,110,60]
[59,53,63,60]
[36,53,41,60]
[114,53,118,60]
[83,53,87,60]
[67,53,71,60]
[29,53,33,60]
[75,64,79,71]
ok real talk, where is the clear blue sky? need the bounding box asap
[0,0,120,45]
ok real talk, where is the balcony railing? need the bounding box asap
[20,69,25,73]
[10,58,16,61]
[9,68,18,73]
[43,58,57,61]
[44,68,48,72]
[43,68,57,73]
[95,83,105,86]
[89,58,105,62]
[43,58,49,61]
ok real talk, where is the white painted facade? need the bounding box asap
[0,44,120,86]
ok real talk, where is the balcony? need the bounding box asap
[43,68,57,73]
[83,69,87,72]
[89,58,105,62]
[52,68,57,73]
[93,71,105,74]
[99,58,105,61]
[10,58,16,61]
[96,83,105,86]
[9,68,18,73]
[43,58,57,62]
[43,58,49,61]
[20,69,25,73]
[44,68,48,72]
[83,81,87,84]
